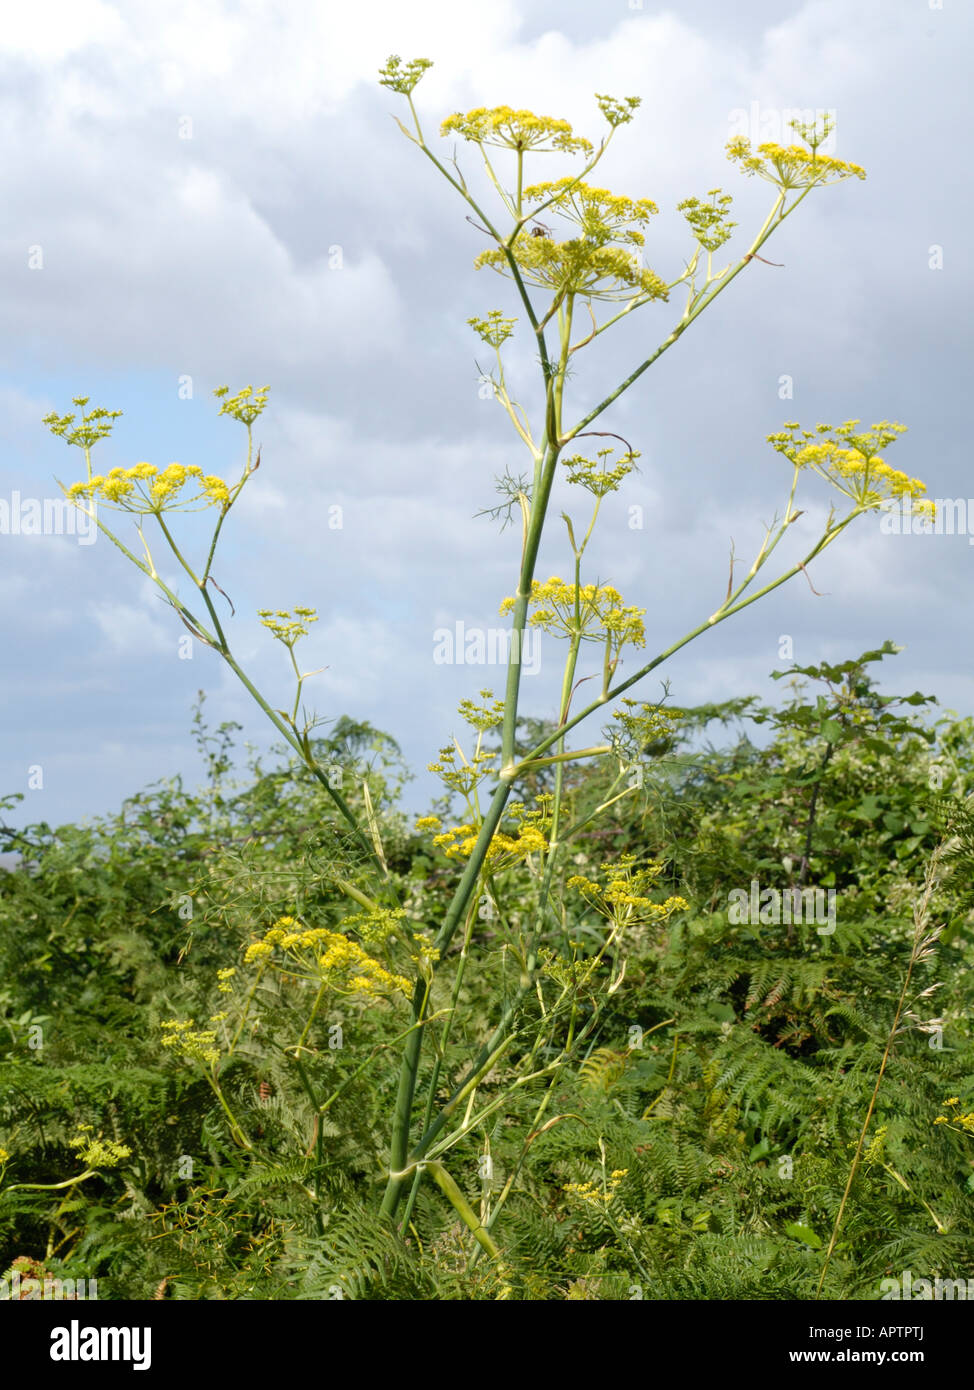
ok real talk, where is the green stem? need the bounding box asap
[2,1171,97,1195]
[423,1160,507,1269]
[289,1054,326,1236]
[380,780,512,1217]
[400,899,479,1234]
[295,981,328,1054]
[204,1072,252,1150]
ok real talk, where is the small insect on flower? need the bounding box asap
[530,222,553,238]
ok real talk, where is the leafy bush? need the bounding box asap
[2,650,972,1300]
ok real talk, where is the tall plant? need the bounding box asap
[43,58,933,1258]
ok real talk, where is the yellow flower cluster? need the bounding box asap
[400,928,440,985]
[934,1097,974,1133]
[469,178,669,304]
[500,577,646,652]
[338,906,409,952]
[611,699,682,758]
[425,691,510,797]
[563,447,639,497]
[213,383,270,427]
[378,54,433,97]
[726,136,865,189]
[43,397,123,450]
[523,179,658,248]
[568,853,687,927]
[160,1018,222,1067]
[468,311,517,349]
[677,189,736,252]
[67,1125,132,1169]
[427,745,498,798]
[864,1124,888,1165]
[766,420,934,518]
[457,690,506,733]
[563,1169,628,1205]
[67,462,232,513]
[440,106,594,154]
[243,916,411,1002]
[433,821,549,864]
[476,236,668,305]
[431,795,552,866]
[257,606,319,647]
[594,94,641,129]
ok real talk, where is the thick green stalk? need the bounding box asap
[497,309,572,773]
[381,346,574,1219]
[399,898,480,1234]
[380,778,512,1217]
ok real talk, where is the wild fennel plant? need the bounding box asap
[42,57,936,1266]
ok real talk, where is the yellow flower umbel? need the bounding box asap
[160,1018,222,1067]
[160,1019,253,1148]
[434,814,548,867]
[426,690,508,804]
[43,398,123,449]
[677,189,737,252]
[243,914,412,1003]
[378,54,433,97]
[934,1096,974,1136]
[610,699,682,762]
[49,384,266,522]
[66,461,233,515]
[500,576,646,684]
[67,1125,132,1170]
[563,446,639,497]
[563,1168,628,1206]
[726,115,865,191]
[257,606,319,649]
[525,179,657,247]
[475,179,669,305]
[568,854,687,932]
[766,420,934,520]
[467,311,517,349]
[429,795,551,869]
[213,383,269,426]
[440,106,595,155]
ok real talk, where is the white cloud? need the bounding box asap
[87,599,172,653]
[0,0,125,62]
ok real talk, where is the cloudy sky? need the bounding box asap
[1,0,970,832]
